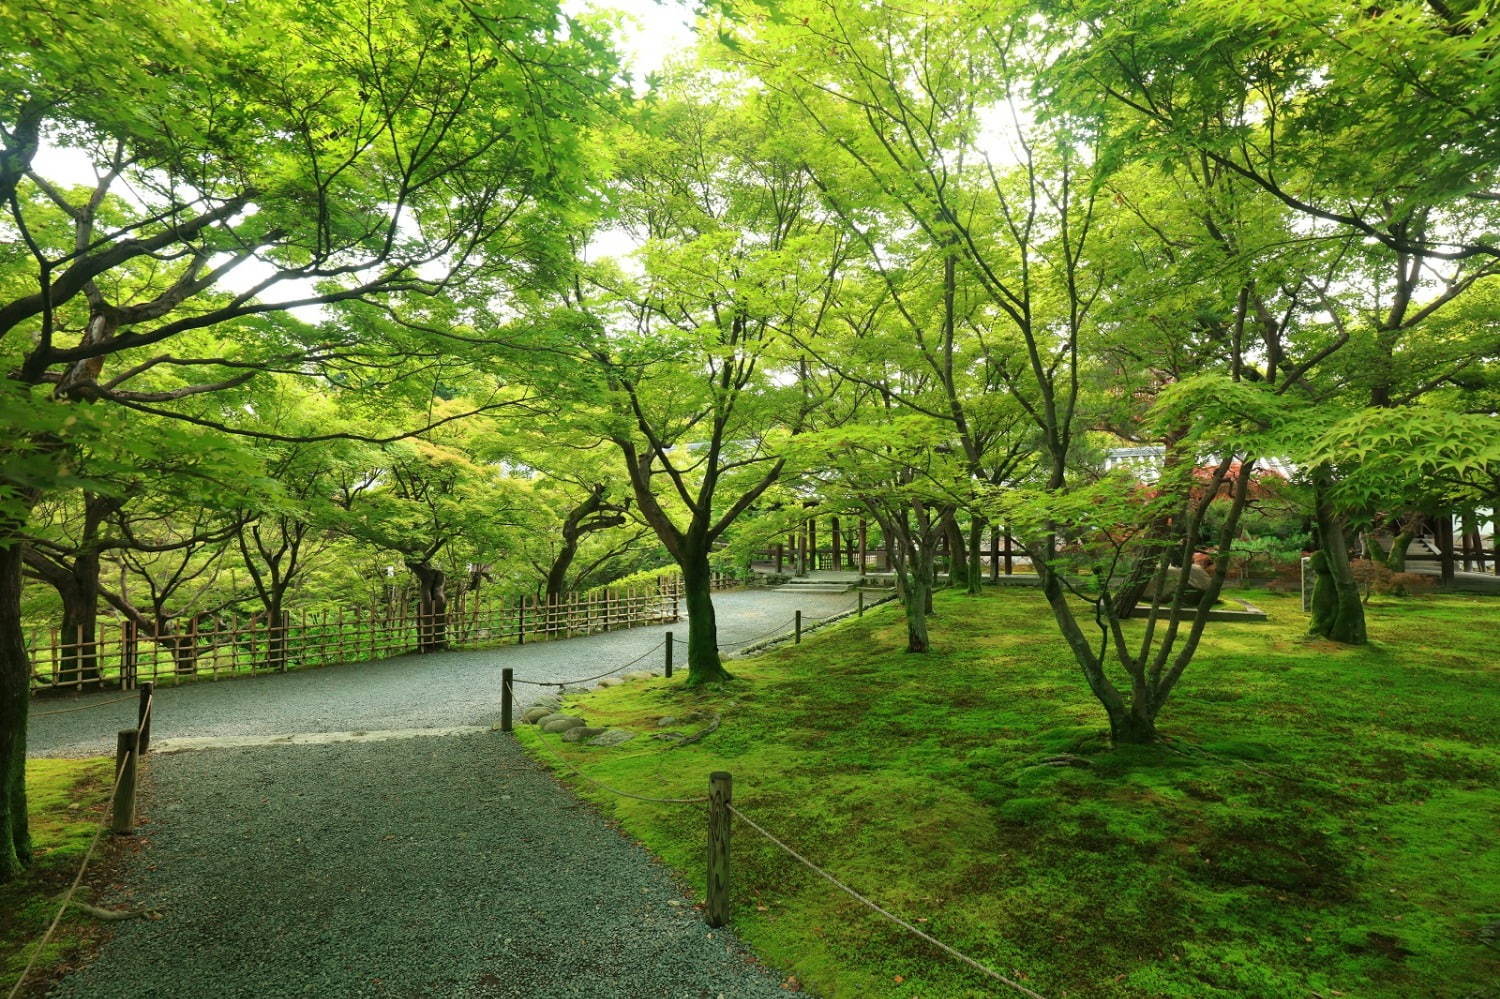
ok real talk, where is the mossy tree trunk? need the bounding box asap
[872,503,942,653]
[0,535,34,883]
[1308,475,1366,644]
[964,516,983,596]
[680,540,730,684]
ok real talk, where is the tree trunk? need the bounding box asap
[964,517,983,595]
[1110,705,1157,745]
[941,512,965,588]
[1461,510,1479,572]
[681,544,731,685]
[0,537,34,883]
[169,632,200,676]
[1436,513,1456,585]
[57,563,102,688]
[264,595,288,671]
[1382,528,1416,571]
[544,485,626,600]
[1492,507,1499,577]
[1308,477,1366,644]
[545,544,577,602]
[1111,553,1160,620]
[904,572,931,652]
[408,562,448,652]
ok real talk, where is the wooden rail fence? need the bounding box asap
[29,572,740,693]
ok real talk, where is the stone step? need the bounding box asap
[773,583,856,593]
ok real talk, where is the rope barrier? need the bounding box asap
[716,616,800,649]
[31,694,136,718]
[727,803,1047,999]
[510,640,667,688]
[7,696,154,999]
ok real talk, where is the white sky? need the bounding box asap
[26,1,693,316]
[568,0,697,85]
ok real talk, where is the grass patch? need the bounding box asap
[1,757,115,996]
[516,587,1500,998]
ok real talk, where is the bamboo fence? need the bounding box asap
[28,572,740,692]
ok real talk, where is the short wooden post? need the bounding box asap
[111,729,138,835]
[858,591,865,617]
[136,682,154,754]
[794,610,802,644]
[501,668,513,732]
[664,631,674,679]
[706,771,732,928]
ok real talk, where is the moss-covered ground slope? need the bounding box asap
[517,588,1499,998]
[1,756,113,996]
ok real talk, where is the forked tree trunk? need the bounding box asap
[881,513,934,654]
[1308,478,1367,644]
[904,572,931,652]
[680,542,731,685]
[0,537,34,883]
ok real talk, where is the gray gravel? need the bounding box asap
[30,588,857,758]
[50,733,790,999]
[35,587,857,997]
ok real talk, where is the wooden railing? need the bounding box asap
[28,571,741,693]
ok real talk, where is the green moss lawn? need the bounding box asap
[516,587,1500,998]
[1,757,114,996]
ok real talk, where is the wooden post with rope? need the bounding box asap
[858,591,864,617]
[501,668,513,733]
[111,730,138,835]
[707,771,732,928]
[794,610,802,644]
[136,682,153,754]
[664,631,673,679]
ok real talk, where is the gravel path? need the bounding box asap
[35,587,857,998]
[51,733,790,999]
[30,588,858,757]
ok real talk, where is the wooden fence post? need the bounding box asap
[121,620,137,689]
[858,591,864,617]
[111,729,138,835]
[136,682,153,754]
[707,771,732,928]
[665,631,673,679]
[517,600,525,646]
[795,610,802,644]
[501,668,513,733]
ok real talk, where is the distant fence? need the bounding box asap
[29,572,741,693]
